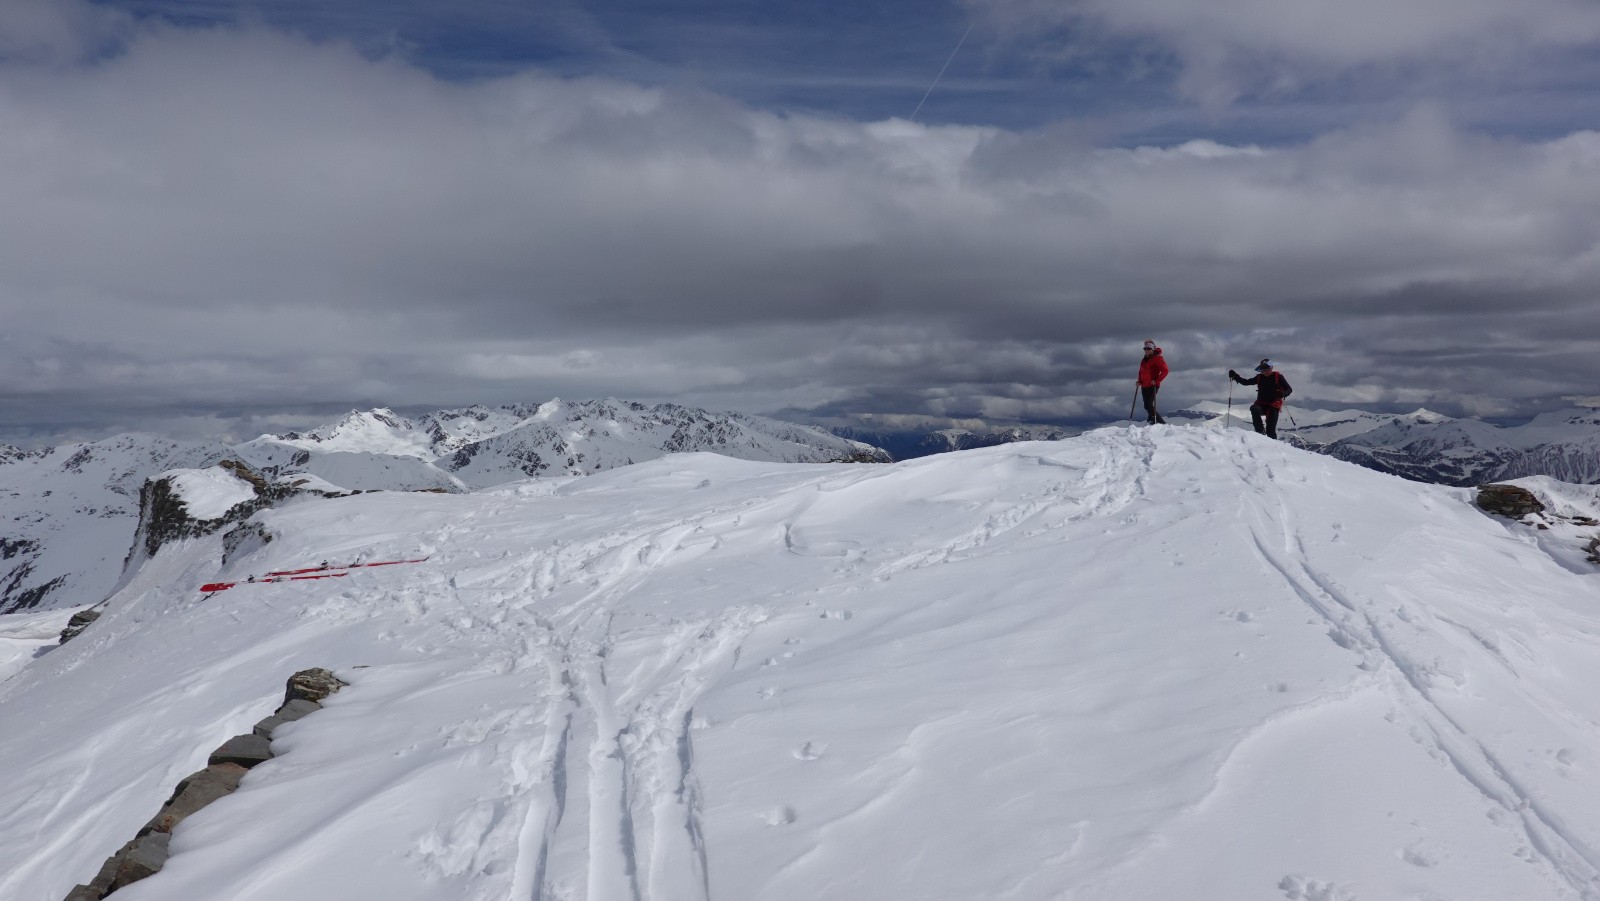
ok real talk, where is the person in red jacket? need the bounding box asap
[1137,339,1169,424]
[1229,358,1293,438]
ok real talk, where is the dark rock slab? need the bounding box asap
[108,832,170,891]
[146,763,248,834]
[1476,484,1545,518]
[253,698,321,738]
[59,609,102,644]
[208,733,273,769]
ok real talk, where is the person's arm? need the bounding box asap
[1230,370,1258,385]
[1278,375,1292,397]
[1154,358,1169,384]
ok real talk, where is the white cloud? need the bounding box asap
[1,22,1599,439]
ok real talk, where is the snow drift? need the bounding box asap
[3,425,1600,900]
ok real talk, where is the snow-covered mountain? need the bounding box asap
[1318,408,1600,486]
[247,399,886,488]
[1174,402,1600,486]
[0,434,235,615]
[4,426,1600,900]
[1168,401,1454,443]
[828,422,1078,461]
[0,400,886,613]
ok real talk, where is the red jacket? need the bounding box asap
[1137,349,1168,387]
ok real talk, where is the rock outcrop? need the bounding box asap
[1475,484,1547,519]
[58,609,102,644]
[65,667,349,900]
[126,461,286,565]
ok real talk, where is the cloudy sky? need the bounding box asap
[4,0,1600,445]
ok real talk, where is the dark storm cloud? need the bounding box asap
[1,4,1599,445]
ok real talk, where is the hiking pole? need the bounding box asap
[1129,385,1139,420]
[1225,379,1233,428]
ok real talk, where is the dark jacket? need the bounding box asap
[1232,369,1292,409]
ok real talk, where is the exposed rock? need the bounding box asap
[221,520,274,568]
[64,666,346,900]
[285,667,347,704]
[144,763,248,834]
[59,609,102,643]
[124,460,301,571]
[1475,484,1546,518]
[207,733,274,769]
[252,698,320,738]
[108,832,169,890]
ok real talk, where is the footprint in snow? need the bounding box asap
[760,806,797,826]
[793,741,826,761]
[1278,875,1352,900]
[1399,843,1437,867]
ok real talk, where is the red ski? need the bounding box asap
[201,557,427,594]
[263,557,429,578]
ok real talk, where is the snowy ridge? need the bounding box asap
[256,399,885,479]
[827,422,1079,460]
[1319,409,1600,486]
[1176,403,1600,486]
[0,434,235,615]
[0,400,886,612]
[4,426,1600,899]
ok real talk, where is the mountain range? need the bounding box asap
[826,423,1079,460]
[1171,402,1600,486]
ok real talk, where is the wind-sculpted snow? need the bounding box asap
[3,427,1600,899]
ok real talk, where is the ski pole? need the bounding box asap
[1225,379,1233,428]
[1129,385,1139,420]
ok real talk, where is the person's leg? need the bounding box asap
[1250,402,1266,434]
[1265,406,1280,439]
[1142,386,1159,423]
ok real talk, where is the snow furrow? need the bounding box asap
[1237,468,1600,899]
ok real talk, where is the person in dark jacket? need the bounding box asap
[1229,359,1292,438]
[1137,339,1169,424]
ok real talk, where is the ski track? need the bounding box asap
[287,432,1163,899]
[324,439,1153,899]
[35,429,1600,899]
[375,492,770,900]
[1229,446,1600,900]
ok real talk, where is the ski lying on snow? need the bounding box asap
[263,558,430,577]
[199,557,429,594]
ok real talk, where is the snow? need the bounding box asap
[166,468,259,520]
[1179,402,1457,444]
[0,606,78,682]
[4,426,1600,900]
